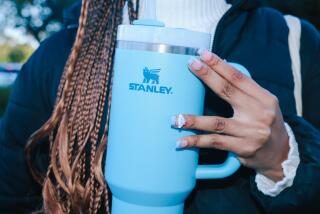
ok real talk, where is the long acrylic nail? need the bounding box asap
[176,139,188,149]
[197,48,213,61]
[171,115,177,127]
[188,57,203,71]
[171,114,186,128]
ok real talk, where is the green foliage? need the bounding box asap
[0,87,11,116]
[0,43,34,63]
[8,47,25,62]
[0,44,11,62]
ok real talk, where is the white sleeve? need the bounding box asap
[255,123,300,197]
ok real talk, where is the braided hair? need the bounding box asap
[25,0,139,213]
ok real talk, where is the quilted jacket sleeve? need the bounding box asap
[249,19,320,214]
[0,28,74,213]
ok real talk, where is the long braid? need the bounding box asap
[26,0,140,213]
[25,0,90,184]
[89,2,127,213]
[128,0,139,23]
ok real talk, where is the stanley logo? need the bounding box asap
[129,67,173,95]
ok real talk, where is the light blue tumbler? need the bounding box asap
[106,18,248,214]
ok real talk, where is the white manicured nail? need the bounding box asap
[176,139,188,148]
[188,57,203,71]
[171,114,186,128]
[197,48,212,61]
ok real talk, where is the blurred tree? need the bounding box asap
[8,46,25,62]
[10,0,76,41]
[15,44,34,62]
[0,44,11,62]
[0,44,34,63]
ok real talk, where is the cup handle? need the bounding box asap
[195,152,240,179]
[195,62,250,180]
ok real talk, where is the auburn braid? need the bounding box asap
[25,0,90,184]
[26,0,139,213]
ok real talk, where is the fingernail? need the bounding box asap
[197,48,212,61]
[171,115,177,127]
[171,114,186,128]
[176,139,188,148]
[188,57,203,71]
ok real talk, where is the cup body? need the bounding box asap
[106,46,205,210]
[106,22,211,213]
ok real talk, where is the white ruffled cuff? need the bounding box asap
[255,122,300,197]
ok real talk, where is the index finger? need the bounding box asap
[198,49,270,101]
[187,58,253,107]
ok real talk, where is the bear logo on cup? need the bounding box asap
[143,67,160,84]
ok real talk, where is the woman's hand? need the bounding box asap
[172,49,289,182]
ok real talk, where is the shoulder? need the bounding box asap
[1,27,77,145]
[246,6,319,65]
[301,19,319,45]
[26,27,77,106]
[31,27,76,71]
[10,27,77,113]
[243,7,289,43]
[250,7,319,51]
[299,19,320,90]
[252,7,285,22]
[300,19,319,64]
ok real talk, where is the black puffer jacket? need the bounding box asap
[0,0,319,213]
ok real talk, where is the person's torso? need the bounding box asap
[48,3,295,214]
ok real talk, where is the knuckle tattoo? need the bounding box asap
[214,118,226,133]
[209,135,222,148]
[221,82,234,98]
[210,138,219,148]
[231,69,244,82]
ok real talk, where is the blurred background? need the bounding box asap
[0,0,319,116]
